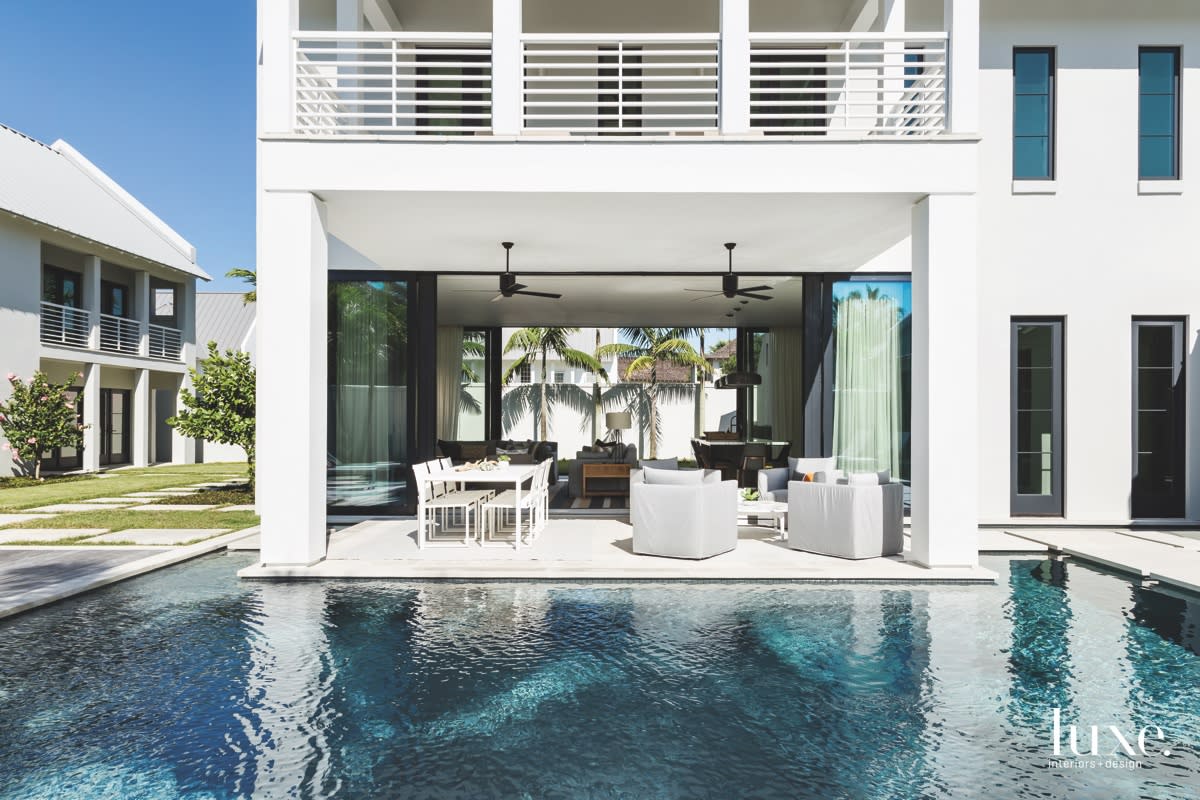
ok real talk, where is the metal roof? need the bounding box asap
[0,124,209,280]
[196,292,256,359]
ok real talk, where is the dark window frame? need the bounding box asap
[42,264,83,308]
[1131,317,1186,518]
[1138,46,1182,180]
[1010,317,1065,516]
[1012,47,1056,180]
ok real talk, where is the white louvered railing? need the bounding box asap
[99,313,141,355]
[148,324,183,361]
[39,302,91,349]
[293,32,493,135]
[749,33,947,136]
[521,34,720,135]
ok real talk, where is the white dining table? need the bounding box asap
[417,462,540,550]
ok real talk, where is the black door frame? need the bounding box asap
[99,388,131,466]
[1010,318,1065,516]
[1132,317,1186,519]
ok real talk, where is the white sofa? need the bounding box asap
[787,477,904,559]
[630,467,738,559]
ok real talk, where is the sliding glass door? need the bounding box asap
[1132,319,1186,519]
[1011,320,1063,516]
[328,278,411,515]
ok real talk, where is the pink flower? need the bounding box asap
[4,373,14,382]
[39,395,47,402]
[0,412,5,422]
[27,437,36,444]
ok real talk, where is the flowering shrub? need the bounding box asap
[0,371,85,480]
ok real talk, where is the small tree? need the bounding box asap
[0,371,85,480]
[169,342,257,488]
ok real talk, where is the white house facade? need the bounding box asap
[255,0,1198,568]
[0,124,207,475]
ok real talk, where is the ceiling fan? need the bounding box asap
[491,242,561,301]
[686,243,773,302]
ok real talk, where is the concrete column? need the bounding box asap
[258,191,328,566]
[179,279,197,367]
[719,0,750,135]
[132,368,150,467]
[82,363,101,472]
[170,371,197,465]
[491,0,522,135]
[258,0,301,135]
[336,0,362,30]
[83,255,101,350]
[910,194,978,567]
[945,0,979,134]
[134,271,150,356]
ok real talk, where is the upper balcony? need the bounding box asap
[265,0,977,143]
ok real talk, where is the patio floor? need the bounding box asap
[238,518,999,582]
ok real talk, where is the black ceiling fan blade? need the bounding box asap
[739,285,774,293]
[684,288,718,292]
[737,291,774,301]
[508,282,528,293]
[513,290,562,299]
[690,292,724,302]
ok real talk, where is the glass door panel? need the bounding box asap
[1132,319,1185,518]
[1011,320,1063,515]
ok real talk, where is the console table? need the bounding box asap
[582,462,632,498]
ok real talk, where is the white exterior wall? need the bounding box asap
[0,216,42,475]
[975,1,1200,523]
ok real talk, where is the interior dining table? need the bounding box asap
[416,462,540,550]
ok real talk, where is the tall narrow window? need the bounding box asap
[1011,319,1063,516]
[1139,47,1180,179]
[1132,319,1185,518]
[1013,48,1055,179]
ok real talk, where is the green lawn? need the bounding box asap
[0,508,259,534]
[0,463,248,512]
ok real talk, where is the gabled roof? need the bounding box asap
[196,293,256,358]
[0,124,209,280]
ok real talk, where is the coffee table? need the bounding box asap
[737,500,788,539]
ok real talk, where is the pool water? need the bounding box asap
[0,554,1198,799]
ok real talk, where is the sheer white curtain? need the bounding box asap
[765,328,803,450]
[436,326,464,440]
[832,296,902,474]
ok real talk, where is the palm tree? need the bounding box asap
[694,329,707,439]
[502,327,603,441]
[600,328,710,459]
[226,268,256,304]
[459,331,486,416]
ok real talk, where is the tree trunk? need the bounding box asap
[33,454,41,481]
[245,446,255,491]
[539,347,548,442]
[695,331,706,438]
[591,328,601,443]
[648,386,658,460]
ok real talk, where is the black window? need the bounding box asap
[1011,319,1064,516]
[1139,47,1180,179]
[1132,319,1185,518]
[1013,48,1055,179]
[42,265,82,308]
[101,281,128,317]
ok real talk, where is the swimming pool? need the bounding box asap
[0,554,1197,799]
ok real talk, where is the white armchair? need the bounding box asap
[787,479,904,559]
[630,468,738,559]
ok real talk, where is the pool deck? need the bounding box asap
[238,518,1000,583]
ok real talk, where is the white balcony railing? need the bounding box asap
[749,34,947,136]
[293,32,492,135]
[39,301,90,349]
[99,313,141,355]
[148,323,183,361]
[521,34,719,135]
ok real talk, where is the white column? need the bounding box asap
[336,0,362,30]
[258,0,300,135]
[171,371,197,465]
[881,0,906,127]
[719,0,750,135]
[134,271,150,357]
[910,194,978,567]
[259,191,328,566]
[132,368,150,467]
[82,363,101,472]
[83,255,101,350]
[491,0,522,135]
[944,0,979,134]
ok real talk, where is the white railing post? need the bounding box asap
[719,0,750,134]
[944,0,979,133]
[492,0,522,134]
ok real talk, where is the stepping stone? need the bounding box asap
[218,505,258,513]
[28,503,118,513]
[0,529,108,544]
[127,504,218,512]
[88,529,230,545]
[124,491,197,498]
[0,513,56,527]
[79,498,139,505]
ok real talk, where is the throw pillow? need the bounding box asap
[846,471,888,486]
[643,467,705,485]
[638,458,679,471]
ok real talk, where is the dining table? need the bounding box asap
[416,462,540,550]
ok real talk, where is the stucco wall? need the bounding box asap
[0,217,41,475]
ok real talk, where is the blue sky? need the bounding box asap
[1,1,254,292]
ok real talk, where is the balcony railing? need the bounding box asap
[290,31,948,138]
[294,32,493,135]
[99,313,141,355]
[39,302,90,348]
[148,323,183,361]
[522,34,719,135]
[749,34,946,136]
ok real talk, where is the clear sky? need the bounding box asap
[0,1,254,292]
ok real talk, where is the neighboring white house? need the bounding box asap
[255,0,1200,569]
[0,123,208,475]
[194,291,258,463]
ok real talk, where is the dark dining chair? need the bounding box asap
[738,442,769,488]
